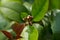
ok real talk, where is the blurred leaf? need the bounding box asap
[49,0,60,9]
[0,0,27,13]
[23,2,32,12]
[34,23,52,40]
[28,25,38,40]
[0,14,15,40]
[0,0,28,22]
[33,23,43,40]
[0,14,9,30]
[1,8,21,22]
[33,23,43,32]
[20,25,38,40]
[32,0,49,22]
[1,30,13,39]
[20,12,28,19]
[23,0,34,4]
[21,26,29,40]
[12,23,25,39]
[51,12,60,40]
[4,21,15,30]
[51,12,60,33]
[0,32,7,40]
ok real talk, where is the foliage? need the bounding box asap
[0,0,60,40]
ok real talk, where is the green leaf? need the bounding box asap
[0,0,28,22]
[0,14,9,30]
[20,12,28,19]
[0,7,21,22]
[33,23,43,32]
[33,23,44,40]
[49,0,60,9]
[0,32,7,40]
[32,0,49,22]
[21,26,29,40]
[23,0,34,4]
[0,0,26,12]
[51,12,60,40]
[0,13,12,40]
[51,12,60,33]
[23,2,32,12]
[28,25,38,40]
[21,25,38,40]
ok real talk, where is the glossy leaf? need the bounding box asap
[32,0,49,21]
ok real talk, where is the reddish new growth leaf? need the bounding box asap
[12,23,25,39]
[1,30,13,39]
[0,23,26,40]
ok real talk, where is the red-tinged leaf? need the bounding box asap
[1,30,13,39]
[12,23,25,36]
